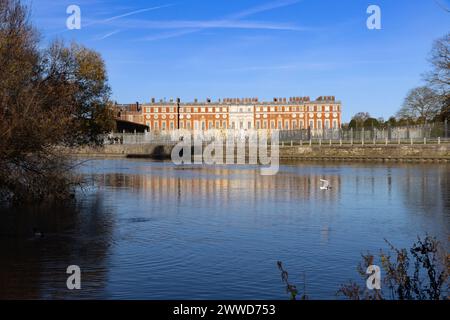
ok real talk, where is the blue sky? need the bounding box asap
[27,0,449,121]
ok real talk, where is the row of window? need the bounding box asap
[254,119,339,130]
[145,119,340,130]
[145,113,338,120]
[144,107,228,113]
[255,105,340,113]
[143,105,340,114]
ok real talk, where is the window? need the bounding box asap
[170,121,174,130]
[170,107,174,113]
[215,121,220,128]
[187,122,191,130]
[194,121,199,130]
[222,121,227,128]
[256,120,260,129]
[201,108,205,113]
[248,121,252,129]
[240,122,243,129]
[300,120,304,129]
[271,121,275,129]
[208,108,213,113]
[317,120,322,130]
[278,120,282,129]
[285,120,289,129]
[309,120,314,129]
[325,106,330,112]
[145,107,150,113]
[194,108,198,113]
[180,121,184,129]
[162,108,166,113]
[201,121,206,130]
[325,119,330,129]
[154,121,159,129]
[154,108,159,113]
[162,121,167,130]
[292,120,297,129]
[332,119,338,129]
[263,120,268,129]
[209,121,213,129]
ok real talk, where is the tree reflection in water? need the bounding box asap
[0,193,114,299]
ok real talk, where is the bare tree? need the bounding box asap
[433,0,450,13]
[397,87,441,124]
[425,33,450,119]
[426,33,450,89]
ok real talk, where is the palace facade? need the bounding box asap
[116,96,342,131]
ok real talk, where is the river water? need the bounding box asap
[0,159,448,299]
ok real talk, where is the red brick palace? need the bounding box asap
[114,96,342,131]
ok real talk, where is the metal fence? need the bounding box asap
[106,121,450,145]
[280,122,449,142]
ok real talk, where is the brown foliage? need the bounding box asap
[338,236,449,300]
[0,0,115,204]
[276,261,308,300]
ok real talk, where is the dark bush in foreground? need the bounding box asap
[278,236,449,300]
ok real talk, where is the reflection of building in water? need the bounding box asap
[400,165,450,215]
[99,167,342,206]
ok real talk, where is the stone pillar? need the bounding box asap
[445,118,448,139]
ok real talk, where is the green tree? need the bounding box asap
[348,112,370,129]
[363,117,380,128]
[386,116,397,127]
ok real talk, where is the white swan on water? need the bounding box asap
[320,179,332,190]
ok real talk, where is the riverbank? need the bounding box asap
[279,144,450,163]
[69,143,450,163]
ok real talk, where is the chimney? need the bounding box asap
[151,98,155,103]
